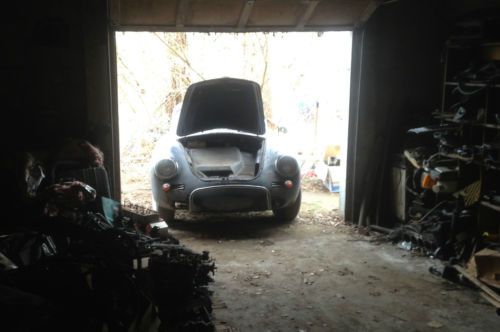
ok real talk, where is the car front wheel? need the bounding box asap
[273,190,301,222]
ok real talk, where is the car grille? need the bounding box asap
[189,185,270,212]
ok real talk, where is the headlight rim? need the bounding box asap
[275,155,299,178]
[154,158,179,180]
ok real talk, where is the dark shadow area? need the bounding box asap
[168,212,295,240]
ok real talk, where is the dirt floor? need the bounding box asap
[167,191,499,332]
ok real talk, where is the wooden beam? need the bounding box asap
[109,0,121,28]
[296,0,320,29]
[238,0,255,29]
[114,24,354,33]
[480,293,500,315]
[176,0,190,28]
[357,0,399,26]
[358,0,379,25]
[454,265,500,303]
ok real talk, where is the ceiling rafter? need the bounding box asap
[237,0,256,29]
[114,0,377,32]
[357,0,399,26]
[358,0,379,25]
[176,0,190,28]
[296,0,320,29]
[109,0,121,27]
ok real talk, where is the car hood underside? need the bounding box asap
[176,78,266,136]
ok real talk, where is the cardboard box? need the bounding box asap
[469,249,500,289]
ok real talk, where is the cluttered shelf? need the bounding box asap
[390,21,500,317]
[398,37,500,256]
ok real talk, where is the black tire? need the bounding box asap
[157,206,175,224]
[273,190,301,222]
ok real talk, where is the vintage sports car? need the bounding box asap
[151,78,301,222]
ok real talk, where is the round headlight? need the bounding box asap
[154,159,178,180]
[275,155,299,177]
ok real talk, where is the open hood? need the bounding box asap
[176,78,266,136]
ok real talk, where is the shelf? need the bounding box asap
[436,118,500,129]
[446,41,500,48]
[445,82,500,88]
[439,152,473,162]
[481,200,500,213]
[481,41,500,47]
[437,152,500,171]
[441,118,477,124]
[483,123,500,130]
[432,112,454,119]
[475,161,500,171]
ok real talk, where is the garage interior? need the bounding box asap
[3,0,500,331]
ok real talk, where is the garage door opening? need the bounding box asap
[116,31,352,217]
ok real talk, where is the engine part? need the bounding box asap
[0,207,215,331]
[430,166,459,193]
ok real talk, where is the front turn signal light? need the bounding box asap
[162,183,171,192]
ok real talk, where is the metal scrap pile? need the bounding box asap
[0,216,216,331]
[388,144,480,262]
[388,58,500,261]
[0,141,216,331]
[387,202,476,260]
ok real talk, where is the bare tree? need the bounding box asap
[155,32,202,119]
[258,33,273,122]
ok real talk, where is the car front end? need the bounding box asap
[151,77,301,221]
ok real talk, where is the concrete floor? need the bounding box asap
[169,195,498,332]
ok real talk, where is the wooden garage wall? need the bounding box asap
[2,0,116,192]
[3,1,88,151]
[345,0,447,225]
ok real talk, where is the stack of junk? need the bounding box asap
[0,139,216,331]
[381,24,500,315]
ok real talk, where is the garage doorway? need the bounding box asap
[115,31,352,216]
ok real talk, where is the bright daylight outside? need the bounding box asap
[116,31,352,220]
